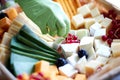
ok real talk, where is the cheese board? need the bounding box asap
[0,0,120,80]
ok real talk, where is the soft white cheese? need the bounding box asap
[60,43,79,58]
[76,29,90,40]
[100,17,112,28]
[90,22,102,36]
[96,45,111,57]
[72,14,84,29]
[94,28,106,38]
[84,18,95,29]
[59,64,78,77]
[90,7,100,17]
[87,47,96,60]
[75,56,87,73]
[77,5,91,17]
[67,53,79,67]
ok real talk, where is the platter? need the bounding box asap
[0,0,120,80]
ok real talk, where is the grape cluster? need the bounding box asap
[101,10,120,46]
[63,33,80,43]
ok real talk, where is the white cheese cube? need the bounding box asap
[67,53,79,67]
[59,64,78,77]
[60,43,79,58]
[94,28,106,38]
[85,60,102,76]
[87,2,95,9]
[80,37,94,50]
[72,14,84,29]
[90,7,100,17]
[100,18,112,28]
[75,56,87,73]
[77,5,91,17]
[94,15,104,23]
[90,22,101,36]
[87,47,96,60]
[94,39,107,51]
[76,29,89,40]
[96,56,109,66]
[111,42,120,57]
[96,45,111,57]
[84,18,95,29]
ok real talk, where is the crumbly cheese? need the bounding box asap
[90,7,100,17]
[94,15,104,23]
[94,28,106,38]
[84,18,95,29]
[100,17,112,28]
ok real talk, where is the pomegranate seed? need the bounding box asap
[17,75,23,79]
[108,30,114,35]
[107,38,113,45]
[101,35,108,41]
[73,35,77,40]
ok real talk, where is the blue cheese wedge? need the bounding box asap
[76,29,90,40]
[75,56,87,73]
[59,64,78,77]
[77,5,91,17]
[72,14,84,29]
[67,53,79,67]
[90,22,102,36]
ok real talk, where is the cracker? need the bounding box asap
[68,0,77,15]
[64,0,74,19]
[75,0,81,7]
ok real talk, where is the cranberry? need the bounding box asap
[108,30,114,35]
[101,35,108,41]
[107,38,113,46]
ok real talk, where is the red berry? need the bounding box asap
[73,35,77,40]
[108,30,114,35]
[17,75,23,79]
[101,35,108,41]
[107,38,113,45]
